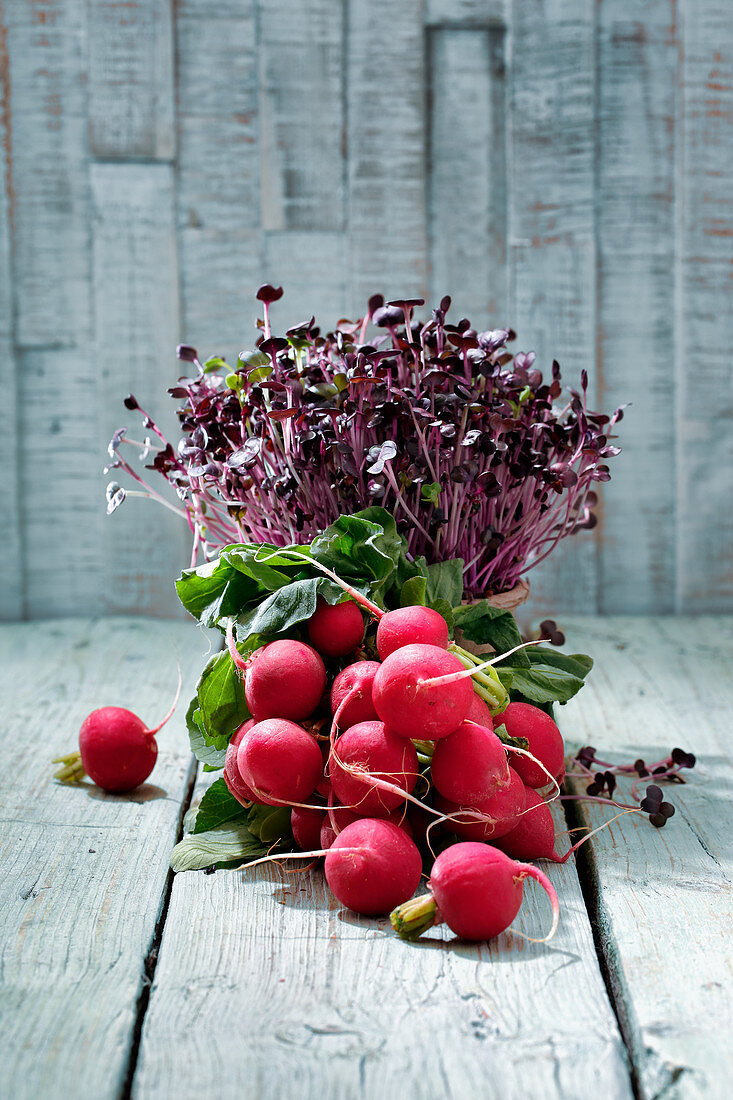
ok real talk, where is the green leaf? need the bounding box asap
[247,365,273,384]
[247,803,293,844]
[400,575,427,607]
[430,598,454,635]
[192,778,249,834]
[453,602,528,665]
[311,509,402,586]
[195,649,250,751]
[527,648,594,678]
[204,356,228,372]
[234,576,342,642]
[421,482,441,504]
[425,558,464,608]
[500,663,586,705]
[170,822,269,873]
[186,697,227,769]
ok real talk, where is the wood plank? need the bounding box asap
[429,26,509,324]
[90,162,188,618]
[4,0,91,347]
[347,0,427,315]
[595,2,678,614]
[558,615,733,1099]
[0,12,23,619]
[87,0,175,161]
[508,0,599,618]
[264,231,349,328]
[426,0,506,25]
[675,1,733,611]
[0,617,204,1100]
[258,0,345,232]
[176,0,262,364]
[133,787,632,1096]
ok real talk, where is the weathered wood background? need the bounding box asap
[1,0,731,621]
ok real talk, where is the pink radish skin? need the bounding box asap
[431,720,511,805]
[437,766,527,841]
[372,644,474,741]
[429,842,559,940]
[245,640,326,722]
[78,708,158,793]
[320,805,413,850]
[324,818,423,915]
[329,721,419,816]
[330,662,381,729]
[376,606,449,660]
[493,787,564,862]
[237,719,323,806]
[466,693,494,727]
[308,598,365,657]
[291,805,326,851]
[495,703,566,788]
[223,719,258,806]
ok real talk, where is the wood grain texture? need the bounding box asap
[90,162,188,617]
[258,0,345,232]
[88,0,175,160]
[264,230,349,327]
[347,0,427,314]
[0,9,22,619]
[0,617,205,1100]
[509,0,599,619]
[4,0,90,348]
[558,615,733,1099]
[595,1,678,614]
[175,0,262,364]
[132,786,632,1098]
[675,0,733,611]
[426,0,506,26]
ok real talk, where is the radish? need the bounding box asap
[324,818,423,915]
[291,804,326,850]
[237,718,323,806]
[496,703,566,788]
[430,720,511,805]
[391,842,559,942]
[223,719,258,806]
[437,765,526,841]
[493,786,564,862]
[308,597,364,657]
[320,805,413,849]
[372,644,474,741]
[466,692,494,727]
[242,639,326,722]
[329,721,419,816]
[53,676,181,793]
[330,661,380,728]
[376,605,449,660]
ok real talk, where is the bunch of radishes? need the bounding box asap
[222,593,567,942]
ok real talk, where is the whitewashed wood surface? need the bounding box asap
[1,616,731,1097]
[1,0,731,620]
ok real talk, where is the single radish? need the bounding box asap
[330,661,381,728]
[391,842,559,942]
[237,718,323,806]
[376,605,449,660]
[466,692,494,727]
[496,703,566,788]
[308,597,365,657]
[227,629,326,722]
[493,787,563,862]
[372,644,474,741]
[320,804,413,849]
[291,804,326,850]
[223,719,259,806]
[430,720,511,805]
[324,818,423,915]
[329,721,419,816]
[53,676,182,793]
[437,766,526,841]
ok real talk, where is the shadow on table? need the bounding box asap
[77,781,169,803]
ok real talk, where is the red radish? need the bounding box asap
[329,721,419,816]
[372,644,474,741]
[391,842,559,942]
[72,708,160,793]
[291,804,326,850]
[330,661,380,728]
[223,719,258,806]
[430,720,511,805]
[496,703,566,788]
[320,805,413,849]
[237,718,323,806]
[324,818,423,915]
[493,787,563,862]
[437,766,526,841]
[466,692,494,727]
[308,597,364,657]
[241,639,326,722]
[376,605,449,660]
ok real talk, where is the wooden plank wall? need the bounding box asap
[0,0,731,620]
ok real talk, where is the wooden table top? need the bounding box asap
[2,616,731,1100]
